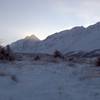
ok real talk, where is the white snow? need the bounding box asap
[0,60,100,100]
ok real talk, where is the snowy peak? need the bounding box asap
[87,22,100,31]
[88,22,100,28]
[70,26,85,32]
[10,34,41,52]
[25,34,40,41]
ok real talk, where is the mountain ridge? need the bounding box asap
[10,22,100,53]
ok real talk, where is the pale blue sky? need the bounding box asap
[0,0,100,45]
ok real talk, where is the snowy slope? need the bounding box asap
[38,22,100,53]
[11,22,100,53]
[0,60,100,100]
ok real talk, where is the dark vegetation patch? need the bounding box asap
[95,57,100,66]
[0,45,15,61]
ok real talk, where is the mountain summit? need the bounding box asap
[25,34,40,41]
[10,34,40,52]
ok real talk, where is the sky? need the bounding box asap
[0,0,100,45]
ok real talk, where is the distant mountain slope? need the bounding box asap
[10,22,100,53]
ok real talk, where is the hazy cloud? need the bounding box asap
[0,0,100,44]
[51,0,100,24]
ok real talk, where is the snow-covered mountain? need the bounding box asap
[10,22,100,53]
[10,34,41,52]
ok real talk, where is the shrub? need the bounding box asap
[0,45,15,61]
[53,50,64,59]
[95,57,100,66]
[11,75,18,82]
[0,46,6,60]
[68,57,74,61]
[34,55,40,61]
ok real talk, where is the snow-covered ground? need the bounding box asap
[0,60,100,100]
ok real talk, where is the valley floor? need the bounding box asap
[0,60,100,100]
